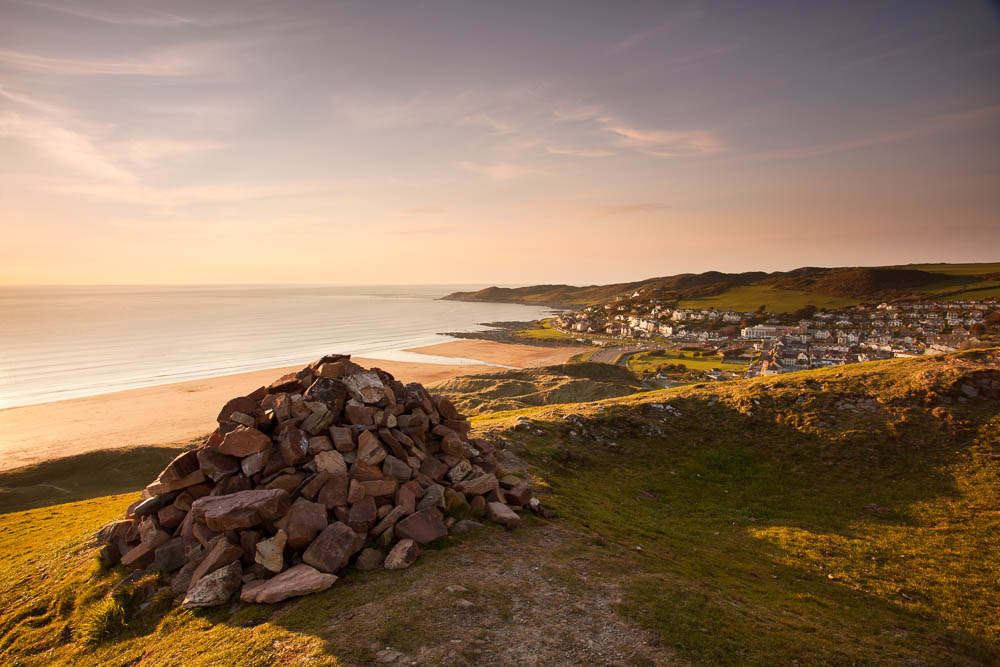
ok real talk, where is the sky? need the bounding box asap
[0,0,998,285]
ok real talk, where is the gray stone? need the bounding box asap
[182,560,242,608]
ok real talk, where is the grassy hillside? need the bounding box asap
[444,262,1000,311]
[428,362,645,415]
[1,349,998,665]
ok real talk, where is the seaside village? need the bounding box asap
[553,295,998,378]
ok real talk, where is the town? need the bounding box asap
[552,294,999,379]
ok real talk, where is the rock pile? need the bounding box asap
[95,354,535,607]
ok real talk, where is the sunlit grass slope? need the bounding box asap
[1,349,998,665]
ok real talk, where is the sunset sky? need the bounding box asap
[1,0,998,285]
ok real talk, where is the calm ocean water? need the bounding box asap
[0,285,556,409]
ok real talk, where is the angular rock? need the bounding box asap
[394,508,447,544]
[120,543,155,570]
[308,435,333,453]
[255,529,287,573]
[342,371,386,404]
[416,484,446,511]
[454,474,499,497]
[419,456,449,482]
[240,564,336,604]
[302,522,361,573]
[190,489,290,531]
[183,560,242,608]
[383,455,412,481]
[384,539,421,569]
[347,496,377,533]
[345,404,375,425]
[505,484,533,506]
[486,502,521,529]
[151,537,187,573]
[355,547,385,571]
[372,505,406,536]
[447,458,472,484]
[276,424,309,464]
[188,536,243,590]
[357,431,387,466]
[277,500,328,550]
[315,449,347,474]
[329,426,355,452]
[241,448,270,477]
[303,377,349,412]
[197,448,241,482]
[219,427,271,457]
[317,471,349,509]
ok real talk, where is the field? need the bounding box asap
[628,349,750,374]
[677,285,858,312]
[1,349,998,664]
[513,318,577,341]
[428,362,644,415]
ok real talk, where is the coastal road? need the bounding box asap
[589,345,650,365]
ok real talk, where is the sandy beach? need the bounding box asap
[0,341,585,472]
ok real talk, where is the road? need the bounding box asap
[588,345,653,365]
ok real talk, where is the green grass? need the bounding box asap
[2,349,998,665]
[429,362,644,414]
[513,318,577,341]
[900,262,1000,276]
[0,443,195,514]
[628,349,749,373]
[473,348,1000,664]
[677,285,858,312]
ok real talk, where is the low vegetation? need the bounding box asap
[1,349,997,664]
[428,362,645,415]
[627,349,750,375]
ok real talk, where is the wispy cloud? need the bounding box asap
[0,110,136,182]
[456,160,539,181]
[602,121,723,157]
[0,47,198,77]
[554,106,723,158]
[19,0,195,26]
[0,49,199,77]
[461,112,515,134]
[736,104,1000,162]
[605,4,704,56]
[120,139,226,165]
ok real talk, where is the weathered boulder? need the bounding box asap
[240,564,337,604]
[394,508,447,544]
[218,427,271,457]
[190,489,290,531]
[183,561,242,608]
[302,522,362,573]
[486,502,521,529]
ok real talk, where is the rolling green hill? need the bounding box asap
[443,262,1000,311]
[1,349,998,665]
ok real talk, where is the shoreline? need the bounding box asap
[0,339,585,472]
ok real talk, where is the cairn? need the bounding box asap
[95,354,535,607]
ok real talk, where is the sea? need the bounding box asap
[0,285,557,410]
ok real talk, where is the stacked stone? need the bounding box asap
[94,354,530,607]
